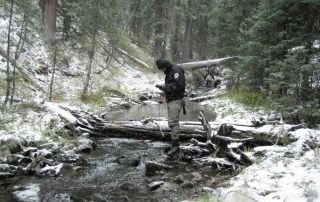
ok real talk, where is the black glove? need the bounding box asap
[155,84,165,91]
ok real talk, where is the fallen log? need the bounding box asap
[193,113,254,170]
[189,91,227,102]
[49,104,302,145]
[178,57,238,70]
[116,48,151,68]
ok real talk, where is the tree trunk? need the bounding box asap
[130,0,144,47]
[49,45,57,101]
[11,14,27,105]
[197,15,209,60]
[41,0,57,46]
[81,30,96,100]
[61,0,73,40]
[171,0,182,62]
[182,0,193,62]
[153,0,165,67]
[4,0,14,106]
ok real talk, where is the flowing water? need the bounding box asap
[1,99,220,201]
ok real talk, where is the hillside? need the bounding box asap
[1,4,320,202]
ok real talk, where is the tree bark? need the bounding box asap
[41,0,57,46]
[153,0,165,67]
[4,0,14,106]
[49,45,58,101]
[81,29,96,100]
[61,0,74,40]
[171,0,182,62]
[182,0,194,62]
[197,15,209,60]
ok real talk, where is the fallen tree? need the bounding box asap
[178,56,238,70]
[57,105,305,145]
[191,111,254,170]
[43,102,308,172]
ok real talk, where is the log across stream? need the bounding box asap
[57,100,305,172]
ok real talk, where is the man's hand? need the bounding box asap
[155,84,165,91]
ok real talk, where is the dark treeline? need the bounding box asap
[1,0,320,125]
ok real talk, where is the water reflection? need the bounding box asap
[104,99,217,122]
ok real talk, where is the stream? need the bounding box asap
[1,99,225,202]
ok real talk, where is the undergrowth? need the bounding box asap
[224,86,273,110]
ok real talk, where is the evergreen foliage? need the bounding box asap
[1,0,320,126]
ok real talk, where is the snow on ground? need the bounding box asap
[214,127,320,202]
[197,96,320,202]
[1,9,320,202]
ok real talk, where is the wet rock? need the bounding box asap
[30,140,48,148]
[70,194,90,202]
[74,137,96,154]
[93,193,109,202]
[36,163,63,177]
[118,140,148,149]
[38,142,59,150]
[59,164,81,177]
[153,182,179,193]
[0,164,11,172]
[12,184,41,202]
[181,180,194,189]
[0,146,11,157]
[138,93,148,101]
[60,143,76,152]
[120,182,136,190]
[3,143,22,154]
[5,154,25,165]
[0,156,6,163]
[161,173,173,181]
[33,149,53,158]
[145,161,172,174]
[56,150,88,165]
[22,147,37,156]
[120,102,130,109]
[79,132,90,138]
[174,174,185,184]
[19,157,32,165]
[147,181,165,191]
[192,172,202,182]
[116,153,141,167]
[36,157,55,166]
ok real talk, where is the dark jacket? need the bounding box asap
[163,64,185,102]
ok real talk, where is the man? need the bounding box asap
[155,59,185,157]
[204,68,214,88]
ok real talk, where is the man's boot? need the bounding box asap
[167,140,180,157]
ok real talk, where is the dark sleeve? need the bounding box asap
[164,66,185,93]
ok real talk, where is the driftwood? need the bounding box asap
[193,111,254,170]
